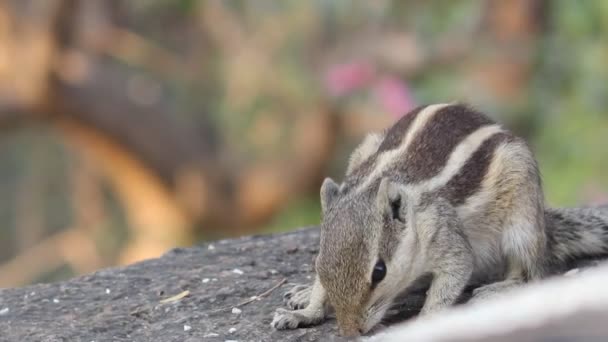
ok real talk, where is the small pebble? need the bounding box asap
[184,324,192,331]
[232,269,244,275]
[208,244,216,251]
[231,307,242,314]
[202,278,210,283]
[269,269,279,275]
[0,307,9,315]
[228,327,237,334]
[204,333,220,337]
[250,296,259,301]
[53,298,60,303]
[105,288,111,294]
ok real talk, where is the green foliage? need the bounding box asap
[530,0,608,206]
[262,196,321,234]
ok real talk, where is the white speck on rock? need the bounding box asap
[269,269,279,275]
[30,292,36,296]
[212,278,218,282]
[306,275,312,279]
[231,307,242,314]
[52,298,60,303]
[250,296,259,301]
[208,244,215,250]
[232,269,244,275]
[183,324,192,331]
[105,288,111,294]
[0,307,9,315]
[228,327,237,334]
[225,340,238,342]
[202,278,210,283]
[204,333,220,337]
[564,268,579,277]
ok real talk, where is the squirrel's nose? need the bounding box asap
[339,327,361,337]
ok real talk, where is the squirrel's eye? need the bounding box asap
[371,260,386,286]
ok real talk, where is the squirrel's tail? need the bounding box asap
[546,205,608,266]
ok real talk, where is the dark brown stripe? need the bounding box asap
[396,104,495,183]
[377,105,427,152]
[442,132,513,206]
[342,105,428,191]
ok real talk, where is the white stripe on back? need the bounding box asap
[355,103,451,193]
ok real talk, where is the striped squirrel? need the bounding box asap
[270,103,608,337]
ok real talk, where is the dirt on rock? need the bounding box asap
[2,227,604,342]
[0,227,421,342]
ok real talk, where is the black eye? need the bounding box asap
[390,196,401,221]
[371,260,386,286]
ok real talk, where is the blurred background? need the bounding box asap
[0,0,606,287]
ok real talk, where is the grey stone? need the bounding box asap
[0,227,606,342]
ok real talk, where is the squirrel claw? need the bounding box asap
[283,284,311,309]
[271,308,302,330]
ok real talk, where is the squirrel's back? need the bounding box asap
[339,103,546,277]
[340,102,607,274]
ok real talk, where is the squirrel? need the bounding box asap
[270,103,608,337]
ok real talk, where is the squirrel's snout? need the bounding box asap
[337,315,364,337]
[339,326,362,337]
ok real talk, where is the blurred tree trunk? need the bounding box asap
[0,0,336,267]
[468,0,548,104]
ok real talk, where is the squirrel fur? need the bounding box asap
[270,103,608,337]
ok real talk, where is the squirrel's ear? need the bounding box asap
[376,178,406,222]
[320,177,339,212]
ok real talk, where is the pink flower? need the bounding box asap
[324,61,375,97]
[581,183,608,205]
[373,75,415,119]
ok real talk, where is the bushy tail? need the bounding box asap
[546,205,608,267]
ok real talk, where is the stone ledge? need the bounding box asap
[0,227,334,342]
[367,262,608,342]
[0,227,605,342]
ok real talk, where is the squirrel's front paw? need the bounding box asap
[283,284,311,310]
[271,308,304,330]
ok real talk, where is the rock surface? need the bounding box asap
[0,227,605,342]
[0,227,427,342]
[367,262,608,342]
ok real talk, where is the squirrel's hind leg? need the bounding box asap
[472,202,547,302]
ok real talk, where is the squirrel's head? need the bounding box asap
[316,177,418,336]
